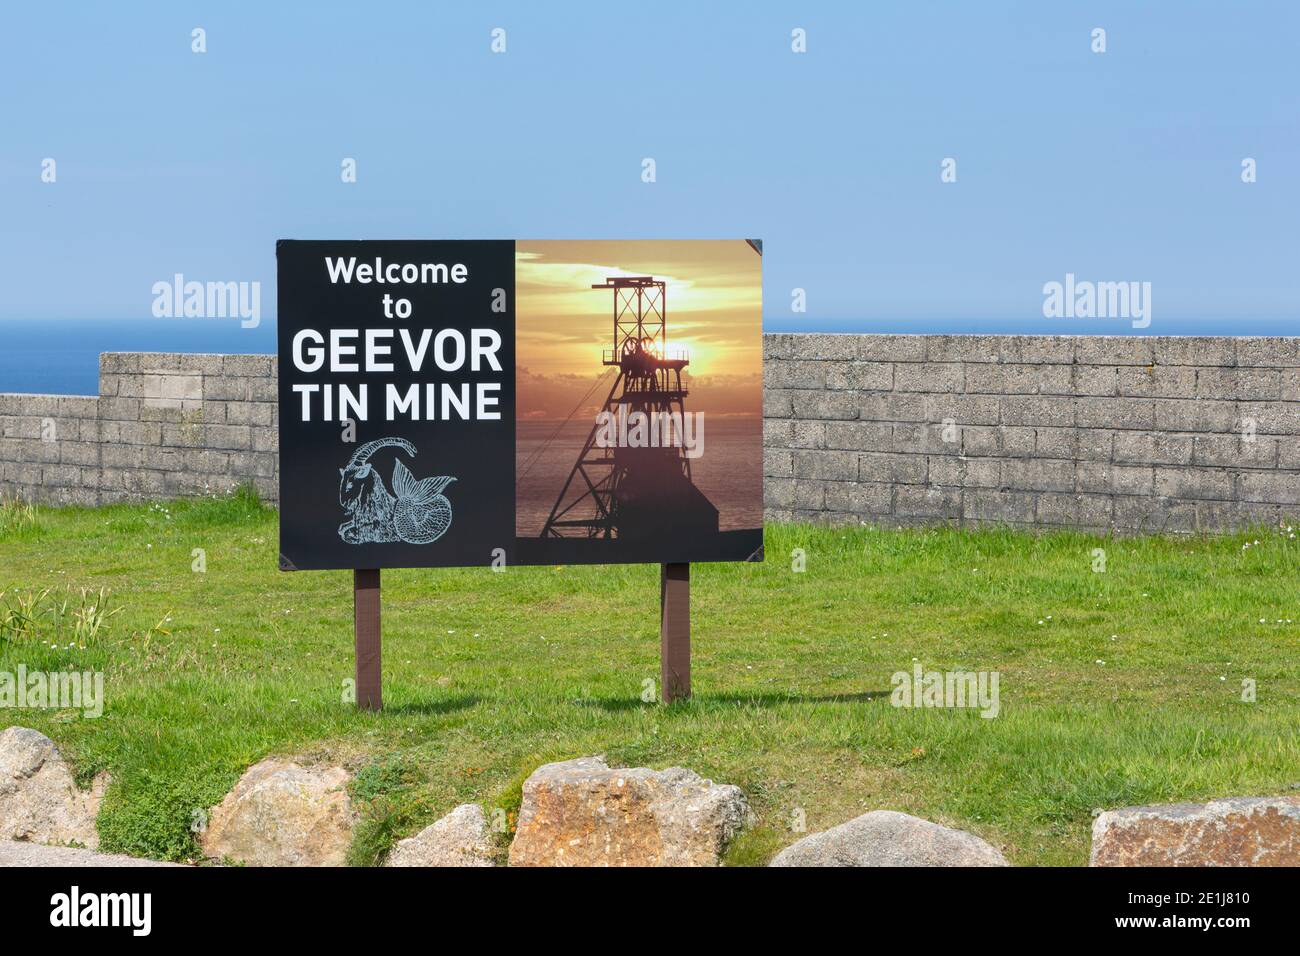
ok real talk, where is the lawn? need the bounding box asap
[1,490,1297,865]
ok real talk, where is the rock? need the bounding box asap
[1090,796,1300,866]
[199,758,355,866]
[770,810,1008,867]
[387,804,495,867]
[0,839,183,867]
[0,727,105,849]
[508,756,749,867]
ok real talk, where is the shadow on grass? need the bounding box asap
[376,694,481,717]
[573,690,892,712]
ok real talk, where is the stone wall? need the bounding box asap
[0,353,278,507]
[764,334,1299,532]
[2,337,1298,532]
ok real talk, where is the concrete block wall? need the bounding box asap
[0,353,278,507]
[2,338,1297,533]
[763,334,1299,533]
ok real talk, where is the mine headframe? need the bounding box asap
[541,276,703,539]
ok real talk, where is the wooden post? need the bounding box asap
[354,568,382,711]
[660,562,690,702]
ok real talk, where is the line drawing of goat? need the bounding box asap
[337,437,456,545]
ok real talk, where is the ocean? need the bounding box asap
[516,418,764,535]
[0,319,277,396]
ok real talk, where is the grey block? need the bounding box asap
[894,485,962,519]
[1283,369,1300,402]
[251,426,278,453]
[1001,396,1074,428]
[1117,366,1196,399]
[791,421,827,449]
[928,455,1000,488]
[859,392,927,422]
[858,452,927,484]
[1238,471,1300,505]
[1074,337,1154,366]
[763,417,793,443]
[999,335,1075,364]
[1155,337,1235,367]
[966,363,1072,396]
[1153,466,1235,501]
[923,394,1000,426]
[1196,368,1281,401]
[891,422,956,455]
[1278,437,1300,470]
[60,439,100,464]
[959,426,1001,457]
[1236,337,1300,367]
[821,421,894,452]
[924,335,1000,363]
[963,489,1038,523]
[1075,428,1113,462]
[763,448,793,478]
[824,481,892,515]
[1237,402,1300,436]
[1154,399,1239,434]
[792,449,857,481]
[892,362,963,393]
[825,362,892,391]
[100,353,141,374]
[223,354,274,377]
[763,334,796,360]
[1034,427,1079,459]
[1036,492,1113,527]
[792,479,828,511]
[766,360,828,390]
[763,389,795,418]
[97,397,141,421]
[248,377,278,402]
[1002,458,1076,493]
[1073,365,1119,396]
[788,334,855,361]
[1113,431,1194,466]
[1075,397,1155,430]
[1077,462,1154,496]
[766,478,796,509]
[857,335,927,362]
[791,391,858,421]
[141,352,225,375]
[1193,434,1276,468]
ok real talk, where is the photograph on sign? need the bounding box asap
[277,239,763,571]
[514,240,764,566]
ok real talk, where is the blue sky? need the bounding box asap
[1,1,1296,335]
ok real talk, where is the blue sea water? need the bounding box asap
[0,319,276,395]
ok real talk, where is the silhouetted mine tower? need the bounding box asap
[541,276,718,540]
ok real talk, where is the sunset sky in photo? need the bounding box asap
[515,240,763,421]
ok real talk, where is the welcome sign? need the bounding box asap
[277,240,764,571]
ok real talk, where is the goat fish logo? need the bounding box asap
[337,438,456,545]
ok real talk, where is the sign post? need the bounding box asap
[660,562,690,702]
[277,240,763,712]
[353,569,382,711]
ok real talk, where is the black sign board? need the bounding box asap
[277,239,763,572]
[277,240,514,570]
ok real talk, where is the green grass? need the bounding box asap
[1,489,1297,865]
